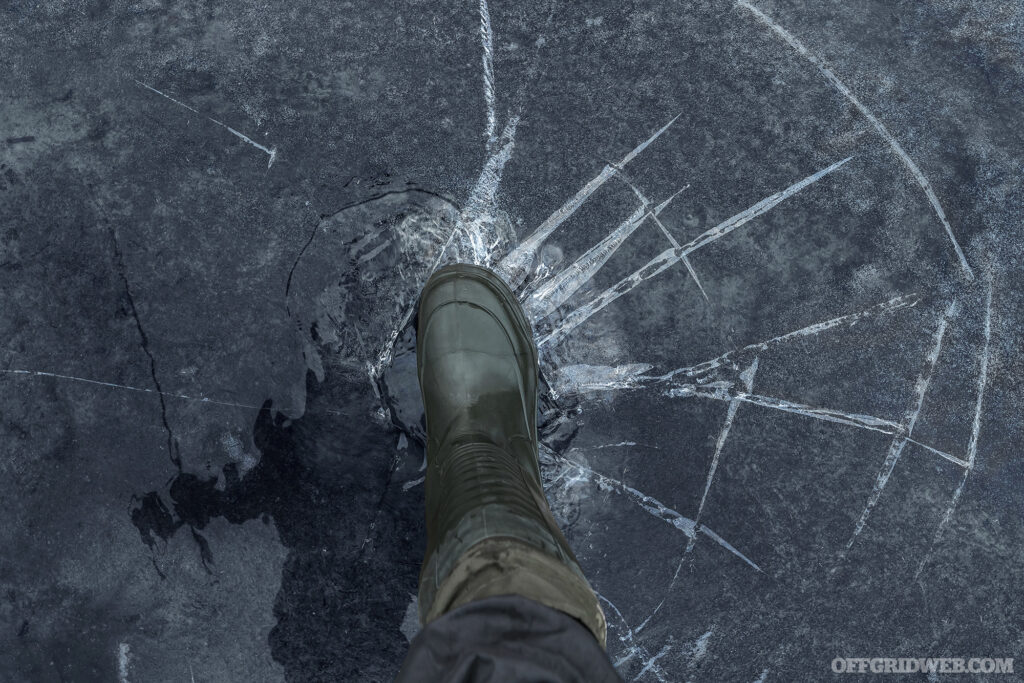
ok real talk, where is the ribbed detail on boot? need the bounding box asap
[432,441,547,541]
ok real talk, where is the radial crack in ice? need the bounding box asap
[689,358,759,552]
[683,155,853,254]
[526,185,686,319]
[597,592,668,682]
[456,115,520,266]
[844,299,957,552]
[368,117,517,385]
[656,292,921,381]
[537,156,854,347]
[479,0,497,147]
[604,160,701,299]
[649,211,709,302]
[915,279,993,578]
[695,386,904,436]
[550,292,920,399]
[369,217,462,386]
[550,362,961,464]
[368,0,519,389]
[550,452,761,571]
[693,386,951,460]
[735,1,973,280]
[549,363,656,397]
[496,113,681,286]
[639,362,756,634]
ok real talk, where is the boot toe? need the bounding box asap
[416,264,537,450]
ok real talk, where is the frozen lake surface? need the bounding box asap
[2,1,1022,680]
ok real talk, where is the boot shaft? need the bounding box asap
[414,263,606,647]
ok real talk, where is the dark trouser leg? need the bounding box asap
[397,595,621,683]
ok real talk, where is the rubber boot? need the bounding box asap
[415,263,606,647]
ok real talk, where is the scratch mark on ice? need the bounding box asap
[1,368,330,414]
[537,156,853,347]
[845,299,957,551]
[134,79,200,115]
[735,1,973,280]
[497,113,680,285]
[134,80,277,167]
[916,280,993,578]
[117,643,131,683]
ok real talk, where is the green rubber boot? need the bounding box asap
[415,263,606,647]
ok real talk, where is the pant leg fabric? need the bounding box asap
[397,594,622,683]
